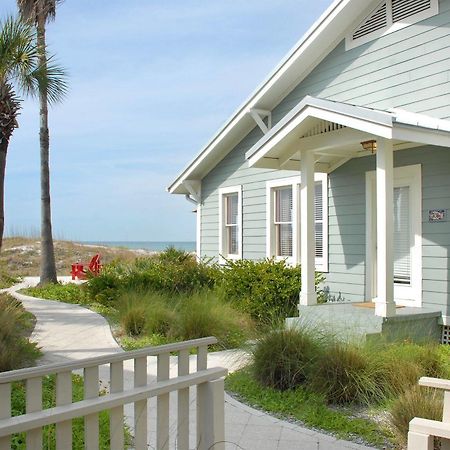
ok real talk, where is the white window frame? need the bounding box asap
[346,0,439,50]
[365,164,422,307]
[266,177,299,266]
[219,185,242,263]
[266,173,328,272]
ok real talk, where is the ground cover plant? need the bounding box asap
[22,282,89,305]
[227,325,450,448]
[10,374,129,449]
[0,293,41,372]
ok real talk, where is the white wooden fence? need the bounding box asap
[408,377,450,450]
[0,337,227,450]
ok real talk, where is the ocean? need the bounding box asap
[82,241,196,252]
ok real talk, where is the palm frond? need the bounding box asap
[17,0,63,24]
[0,17,38,88]
[30,54,68,104]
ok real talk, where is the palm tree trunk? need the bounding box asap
[0,138,7,251]
[0,83,19,252]
[37,15,57,284]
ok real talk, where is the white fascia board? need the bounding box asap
[392,125,450,148]
[167,0,373,195]
[391,109,450,133]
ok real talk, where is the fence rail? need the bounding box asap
[0,337,227,450]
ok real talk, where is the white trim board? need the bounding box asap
[218,185,243,264]
[265,174,328,272]
[365,164,422,307]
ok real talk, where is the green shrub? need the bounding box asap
[252,327,321,391]
[216,258,324,323]
[117,291,175,337]
[86,249,218,304]
[389,386,443,448]
[376,342,446,397]
[311,341,382,405]
[86,264,123,304]
[121,307,147,336]
[0,294,41,372]
[22,283,88,305]
[172,291,252,349]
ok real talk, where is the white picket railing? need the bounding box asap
[407,377,450,450]
[0,337,227,450]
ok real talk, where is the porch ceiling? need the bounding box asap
[246,96,450,173]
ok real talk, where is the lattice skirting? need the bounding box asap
[442,325,450,345]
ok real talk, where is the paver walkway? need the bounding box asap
[8,278,377,450]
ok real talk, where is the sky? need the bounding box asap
[1,0,332,242]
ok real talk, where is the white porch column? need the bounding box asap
[375,138,396,318]
[299,149,317,306]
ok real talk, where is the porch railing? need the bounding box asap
[407,377,450,450]
[0,337,227,450]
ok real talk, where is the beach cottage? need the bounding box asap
[168,0,450,342]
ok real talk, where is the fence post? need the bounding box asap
[0,383,11,450]
[407,431,433,450]
[197,378,225,450]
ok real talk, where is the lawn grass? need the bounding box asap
[225,368,391,448]
[11,374,131,449]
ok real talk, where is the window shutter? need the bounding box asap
[392,0,432,22]
[314,182,323,258]
[393,186,411,284]
[352,2,388,40]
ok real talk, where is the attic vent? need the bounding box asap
[346,0,438,50]
[352,2,387,40]
[392,0,431,22]
[302,121,345,139]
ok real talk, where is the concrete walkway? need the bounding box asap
[8,278,377,450]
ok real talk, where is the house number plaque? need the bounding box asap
[429,209,447,222]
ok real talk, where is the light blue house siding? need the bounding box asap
[326,146,450,316]
[200,1,450,313]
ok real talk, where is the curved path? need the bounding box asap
[9,278,376,450]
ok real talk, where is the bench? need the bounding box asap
[407,377,450,450]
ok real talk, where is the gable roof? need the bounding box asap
[246,96,450,170]
[167,0,384,195]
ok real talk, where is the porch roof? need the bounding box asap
[246,96,450,173]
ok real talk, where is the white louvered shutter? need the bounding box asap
[315,182,324,258]
[393,186,411,284]
[274,187,293,257]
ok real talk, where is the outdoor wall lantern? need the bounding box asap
[360,139,377,154]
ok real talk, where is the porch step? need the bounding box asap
[286,303,442,343]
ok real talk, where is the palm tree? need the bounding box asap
[0,16,65,251]
[17,0,65,284]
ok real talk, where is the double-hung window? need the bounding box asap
[219,186,242,261]
[266,174,328,271]
[274,187,293,259]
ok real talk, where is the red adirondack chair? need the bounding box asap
[71,254,102,280]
